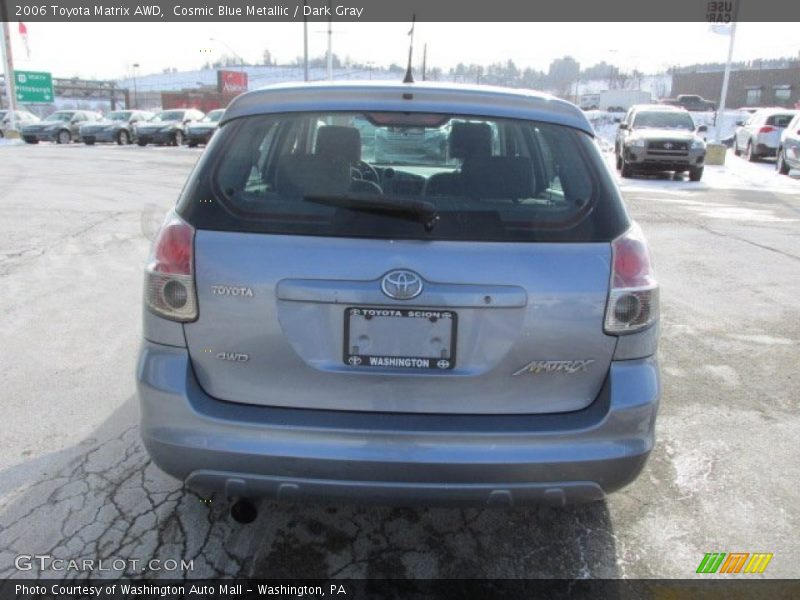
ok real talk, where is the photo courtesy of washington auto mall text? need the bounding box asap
[13,583,348,598]
[0,0,799,598]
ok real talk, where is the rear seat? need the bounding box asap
[462,157,534,200]
[426,122,535,200]
[425,122,492,197]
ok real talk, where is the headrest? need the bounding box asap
[315,126,361,163]
[461,157,534,199]
[276,154,351,196]
[449,122,493,159]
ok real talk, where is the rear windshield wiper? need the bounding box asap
[304,193,439,231]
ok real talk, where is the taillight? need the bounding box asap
[758,126,775,134]
[604,224,659,334]
[144,212,197,321]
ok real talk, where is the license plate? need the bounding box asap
[344,306,457,370]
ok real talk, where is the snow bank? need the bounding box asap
[0,138,25,147]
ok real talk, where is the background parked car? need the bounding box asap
[615,104,707,181]
[776,113,800,175]
[134,109,205,146]
[80,110,154,145]
[0,110,40,138]
[185,109,224,147]
[660,94,716,112]
[21,110,101,144]
[734,108,799,162]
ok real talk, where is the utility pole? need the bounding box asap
[422,44,427,81]
[403,14,415,84]
[303,1,309,81]
[326,2,333,81]
[714,0,741,143]
[0,5,19,135]
[132,63,139,109]
[210,37,246,73]
[715,18,738,143]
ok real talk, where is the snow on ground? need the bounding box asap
[0,138,25,147]
[586,109,800,194]
[602,146,800,196]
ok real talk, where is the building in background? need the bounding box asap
[672,66,800,109]
[580,90,652,111]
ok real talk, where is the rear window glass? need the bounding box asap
[766,114,795,128]
[153,111,185,122]
[178,111,627,242]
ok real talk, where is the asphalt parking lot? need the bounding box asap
[0,143,798,579]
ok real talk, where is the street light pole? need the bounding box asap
[132,63,139,109]
[210,37,246,72]
[326,5,333,81]
[715,19,738,143]
[303,1,309,81]
[0,13,19,135]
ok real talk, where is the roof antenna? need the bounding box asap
[403,14,416,83]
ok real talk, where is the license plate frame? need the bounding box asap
[343,306,457,370]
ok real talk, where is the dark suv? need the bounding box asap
[615,105,707,181]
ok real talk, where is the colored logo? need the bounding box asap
[696,552,773,574]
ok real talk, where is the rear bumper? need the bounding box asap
[136,341,660,506]
[137,131,174,144]
[186,131,213,144]
[755,143,778,157]
[22,131,58,142]
[81,131,116,143]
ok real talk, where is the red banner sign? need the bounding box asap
[217,70,248,94]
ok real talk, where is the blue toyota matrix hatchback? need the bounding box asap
[137,81,660,508]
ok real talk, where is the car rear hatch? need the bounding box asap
[166,105,637,415]
[183,233,614,414]
[759,114,796,148]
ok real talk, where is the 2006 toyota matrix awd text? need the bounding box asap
[136,81,660,513]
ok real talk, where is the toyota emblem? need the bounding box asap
[381,270,423,300]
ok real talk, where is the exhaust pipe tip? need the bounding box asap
[230,498,258,524]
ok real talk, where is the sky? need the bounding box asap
[3,22,799,80]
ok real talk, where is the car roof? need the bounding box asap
[221,81,594,135]
[753,107,798,116]
[632,104,690,113]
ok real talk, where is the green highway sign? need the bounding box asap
[14,70,54,103]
